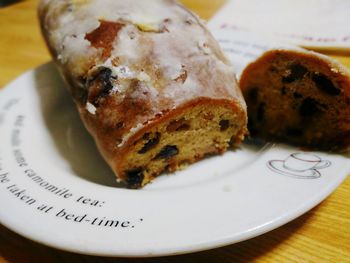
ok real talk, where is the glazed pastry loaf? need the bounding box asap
[240,49,350,151]
[39,0,248,188]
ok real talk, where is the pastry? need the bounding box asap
[240,49,350,150]
[38,0,248,188]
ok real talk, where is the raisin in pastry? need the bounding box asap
[39,0,248,188]
[240,49,350,151]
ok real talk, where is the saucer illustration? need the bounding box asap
[267,152,331,179]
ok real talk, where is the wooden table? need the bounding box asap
[0,0,349,262]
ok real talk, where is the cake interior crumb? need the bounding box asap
[119,102,246,188]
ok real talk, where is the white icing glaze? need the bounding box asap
[112,24,141,63]
[117,123,144,148]
[197,39,211,55]
[86,102,97,114]
[114,66,135,79]
[41,0,238,91]
[137,72,151,82]
[40,0,245,149]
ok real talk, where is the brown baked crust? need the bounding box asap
[240,49,350,151]
[38,0,248,188]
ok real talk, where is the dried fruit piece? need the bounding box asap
[299,97,321,117]
[98,67,115,95]
[138,132,161,154]
[126,168,144,189]
[293,92,303,99]
[312,73,341,96]
[282,64,308,83]
[154,145,179,159]
[219,119,230,131]
[166,119,190,132]
[87,67,116,104]
[281,86,287,95]
[116,121,125,129]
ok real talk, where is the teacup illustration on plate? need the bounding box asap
[267,152,331,179]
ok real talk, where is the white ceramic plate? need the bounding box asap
[0,63,349,257]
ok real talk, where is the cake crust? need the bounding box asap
[39,0,248,188]
[240,49,350,151]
